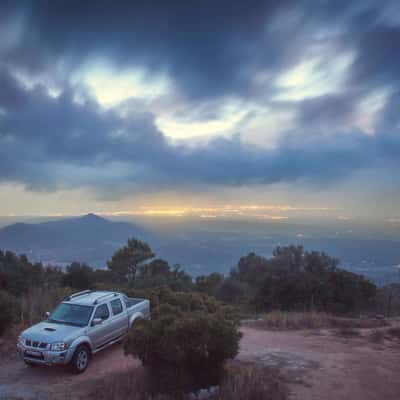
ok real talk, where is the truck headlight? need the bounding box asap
[18,336,25,345]
[50,342,69,351]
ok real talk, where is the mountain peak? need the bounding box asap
[0,213,145,267]
[81,213,105,221]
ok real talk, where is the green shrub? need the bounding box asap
[126,286,236,314]
[62,262,94,290]
[217,278,251,304]
[0,250,61,296]
[233,246,377,313]
[0,290,20,335]
[123,291,241,396]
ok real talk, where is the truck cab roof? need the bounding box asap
[63,290,122,306]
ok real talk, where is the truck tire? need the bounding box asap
[69,345,90,374]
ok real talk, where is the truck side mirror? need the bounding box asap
[92,318,103,326]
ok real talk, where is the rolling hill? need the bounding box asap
[0,214,147,268]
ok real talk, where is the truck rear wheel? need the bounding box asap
[70,345,90,374]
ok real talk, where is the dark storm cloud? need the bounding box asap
[377,90,400,130]
[1,67,399,195]
[2,0,400,99]
[0,68,168,182]
[1,0,316,99]
[1,0,400,195]
[350,24,400,89]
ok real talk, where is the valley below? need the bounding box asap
[1,214,400,285]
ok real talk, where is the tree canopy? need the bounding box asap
[107,238,154,283]
[228,245,376,313]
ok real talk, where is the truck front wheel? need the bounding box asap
[70,345,90,374]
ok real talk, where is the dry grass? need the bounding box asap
[216,363,288,400]
[19,287,72,326]
[0,287,72,361]
[0,327,20,361]
[88,368,154,400]
[243,311,388,331]
[327,316,388,329]
[87,363,288,400]
[244,311,329,330]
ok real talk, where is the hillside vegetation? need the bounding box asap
[1,239,399,397]
[0,241,390,319]
[1,239,399,332]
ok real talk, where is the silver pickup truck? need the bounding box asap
[17,290,150,373]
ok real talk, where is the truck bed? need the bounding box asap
[124,296,150,319]
[124,297,145,308]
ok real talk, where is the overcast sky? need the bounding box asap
[0,1,400,219]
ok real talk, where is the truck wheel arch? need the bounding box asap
[69,337,94,356]
[78,341,92,355]
[129,312,144,328]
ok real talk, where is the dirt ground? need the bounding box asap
[240,325,400,400]
[1,325,400,400]
[0,343,139,400]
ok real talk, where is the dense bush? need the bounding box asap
[217,278,251,304]
[195,272,224,297]
[62,262,94,289]
[125,286,232,313]
[134,261,194,292]
[123,290,241,396]
[0,250,62,295]
[0,290,20,335]
[229,246,377,313]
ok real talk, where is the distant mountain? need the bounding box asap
[0,214,148,268]
[1,214,400,284]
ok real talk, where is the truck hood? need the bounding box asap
[21,321,86,344]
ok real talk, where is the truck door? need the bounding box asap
[88,303,111,349]
[108,298,129,339]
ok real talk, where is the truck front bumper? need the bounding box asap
[17,343,75,366]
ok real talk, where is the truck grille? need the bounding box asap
[24,350,44,360]
[25,340,48,349]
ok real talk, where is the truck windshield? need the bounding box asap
[48,303,94,327]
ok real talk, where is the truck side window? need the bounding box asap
[94,304,109,320]
[110,299,123,315]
